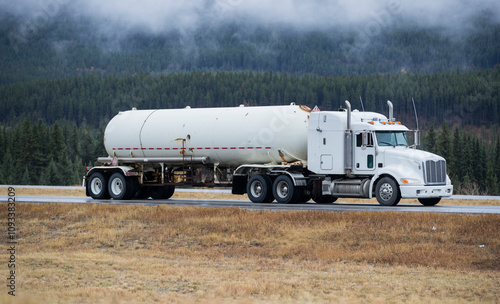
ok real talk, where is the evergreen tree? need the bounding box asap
[49,121,68,163]
[462,135,474,181]
[485,168,499,195]
[21,166,30,185]
[39,160,58,185]
[31,119,49,184]
[425,125,437,153]
[437,122,452,166]
[68,125,82,160]
[494,135,500,181]
[3,153,15,185]
[451,128,463,183]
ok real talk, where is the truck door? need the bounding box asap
[354,131,375,172]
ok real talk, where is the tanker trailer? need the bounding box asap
[84,104,311,200]
[84,102,453,206]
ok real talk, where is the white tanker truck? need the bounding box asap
[84,101,453,206]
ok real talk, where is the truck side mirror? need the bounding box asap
[362,132,368,147]
[414,130,420,147]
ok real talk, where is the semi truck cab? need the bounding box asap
[308,101,453,206]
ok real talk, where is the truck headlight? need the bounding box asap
[401,178,420,184]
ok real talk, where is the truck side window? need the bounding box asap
[356,133,374,147]
[356,133,362,147]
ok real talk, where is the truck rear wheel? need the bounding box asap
[312,194,337,204]
[108,173,136,200]
[296,187,312,203]
[88,172,110,199]
[247,174,274,203]
[418,198,441,206]
[273,175,299,204]
[375,177,401,206]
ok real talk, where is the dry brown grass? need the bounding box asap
[0,202,499,303]
[9,186,500,206]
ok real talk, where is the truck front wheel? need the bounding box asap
[88,172,110,199]
[418,198,441,206]
[247,174,274,203]
[375,177,401,206]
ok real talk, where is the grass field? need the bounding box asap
[9,186,500,206]
[1,192,499,303]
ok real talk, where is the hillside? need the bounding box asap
[0,2,499,193]
[1,10,500,85]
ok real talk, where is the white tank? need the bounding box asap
[104,104,312,166]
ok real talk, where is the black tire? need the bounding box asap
[88,172,110,199]
[247,174,274,203]
[418,198,441,206]
[296,187,312,203]
[128,177,140,199]
[108,173,136,200]
[312,193,338,204]
[134,187,150,199]
[375,177,401,206]
[272,175,300,204]
[150,185,176,200]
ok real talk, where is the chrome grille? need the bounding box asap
[424,160,446,185]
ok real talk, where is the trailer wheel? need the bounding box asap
[150,185,175,200]
[418,198,441,206]
[273,175,299,204]
[88,172,110,199]
[247,174,274,203]
[134,187,150,199]
[375,177,401,206]
[108,173,136,200]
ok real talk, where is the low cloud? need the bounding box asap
[2,0,499,34]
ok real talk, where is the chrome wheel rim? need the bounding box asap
[276,181,289,199]
[379,182,393,201]
[110,178,123,196]
[250,181,263,198]
[90,178,102,195]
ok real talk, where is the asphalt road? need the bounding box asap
[2,195,500,214]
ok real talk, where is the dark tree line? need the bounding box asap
[1,117,499,193]
[0,70,499,193]
[424,123,500,195]
[0,119,105,185]
[1,68,499,129]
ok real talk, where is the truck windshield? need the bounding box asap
[375,131,408,147]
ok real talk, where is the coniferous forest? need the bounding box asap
[0,3,500,194]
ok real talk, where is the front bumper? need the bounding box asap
[400,184,453,199]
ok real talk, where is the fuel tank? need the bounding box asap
[104,104,311,166]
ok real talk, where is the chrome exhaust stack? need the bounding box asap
[344,100,353,174]
[387,100,394,121]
